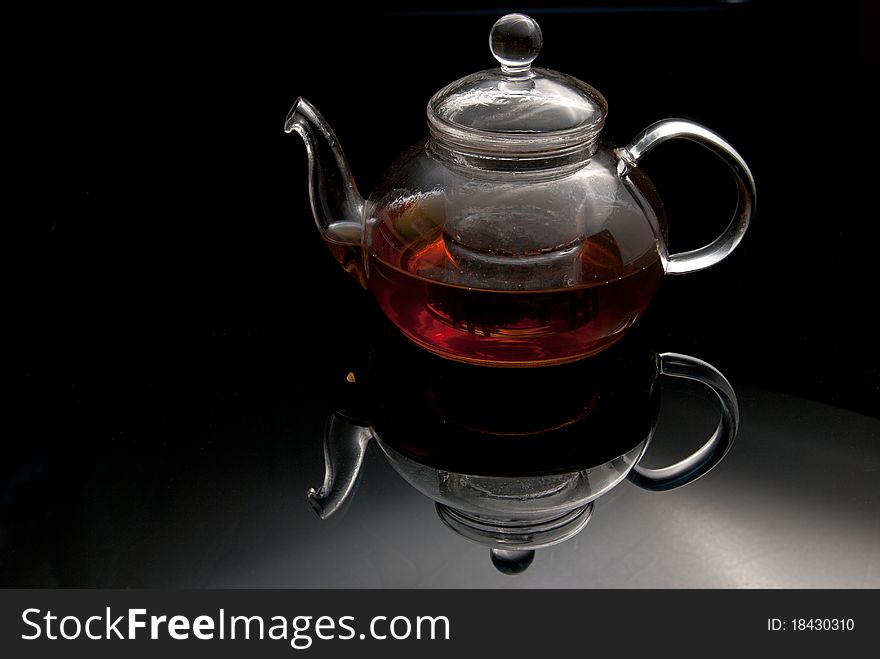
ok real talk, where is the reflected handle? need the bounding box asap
[617,119,755,274]
[628,352,738,491]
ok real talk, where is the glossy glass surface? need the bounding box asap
[285,13,756,366]
[428,14,607,155]
[365,143,666,365]
[308,335,737,571]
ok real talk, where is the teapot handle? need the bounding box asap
[617,120,755,275]
[627,352,738,491]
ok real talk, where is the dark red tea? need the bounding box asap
[367,230,663,367]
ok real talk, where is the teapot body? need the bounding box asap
[352,140,669,367]
[288,13,754,367]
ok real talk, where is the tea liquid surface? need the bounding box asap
[367,218,662,366]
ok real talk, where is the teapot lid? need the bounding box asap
[428,14,608,159]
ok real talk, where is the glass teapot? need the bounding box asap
[285,13,755,367]
[308,334,738,573]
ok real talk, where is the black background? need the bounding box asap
[5,1,879,587]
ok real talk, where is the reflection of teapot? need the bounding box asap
[285,13,755,367]
[309,338,738,573]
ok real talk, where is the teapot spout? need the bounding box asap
[308,412,373,519]
[285,97,366,286]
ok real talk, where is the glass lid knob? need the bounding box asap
[489,13,543,74]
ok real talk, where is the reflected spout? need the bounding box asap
[285,97,366,285]
[308,412,373,519]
